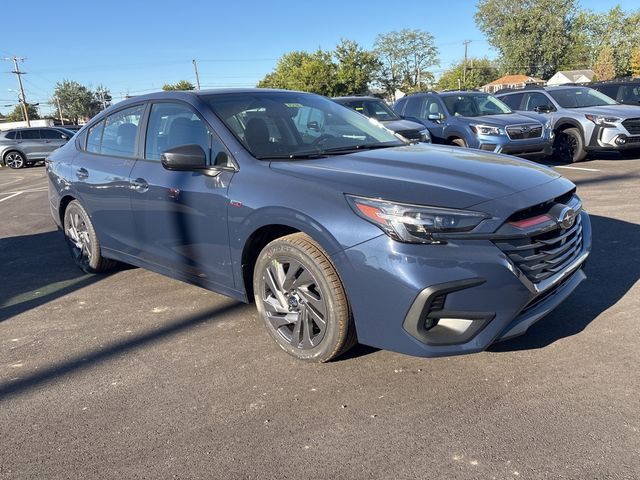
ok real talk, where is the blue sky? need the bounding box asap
[0,0,636,116]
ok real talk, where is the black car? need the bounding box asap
[333,96,431,143]
[590,79,640,106]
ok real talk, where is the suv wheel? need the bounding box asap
[253,233,356,362]
[4,151,25,169]
[450,138,467,148]
[63,200,117,273]
[554,128,586,163]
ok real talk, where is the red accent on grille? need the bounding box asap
[509,214,551,229]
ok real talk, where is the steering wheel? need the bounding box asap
[311,134,335,146]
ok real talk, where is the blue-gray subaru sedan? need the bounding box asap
[47,89,591,362]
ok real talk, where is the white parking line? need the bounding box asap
[0,186,48,195]
[0,192,22,203]
[555,165,601,172]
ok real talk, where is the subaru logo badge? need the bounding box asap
[558,207,577,230]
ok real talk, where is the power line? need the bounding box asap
[2,56,30,126]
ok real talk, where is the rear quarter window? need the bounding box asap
[500,93,524,110]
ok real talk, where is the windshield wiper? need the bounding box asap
[320,142,404,155]
[256,152,327,160]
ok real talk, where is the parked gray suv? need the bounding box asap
[393,91,553,159]
[496,86,640,162]
[0,127,74,169]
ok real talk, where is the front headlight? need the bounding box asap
[585,114,620,127]
[469,124,502,136]
[419,128,432,143]
[346,195,490,244]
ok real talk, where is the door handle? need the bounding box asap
[75,167,89,180]
[131,178,149,193]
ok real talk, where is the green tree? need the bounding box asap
[51,80,101,124]
[162,80,195,91]
[334,39,380,95]
[257,50,338,96]
[631,47,640,78]
[593,45,616,81]
[436,58,500,90]
[4,103,40,122]
[475,0,580,78]
[373,29,439,96]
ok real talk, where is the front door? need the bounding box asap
[39,128,69,156]
[129,101,235,289]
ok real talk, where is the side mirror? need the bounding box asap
[428,113,443,121]
[161,144,207,171]
[61,135,70,140]
[534,105,553,113]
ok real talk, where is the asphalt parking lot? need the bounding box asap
[1,155,639,480]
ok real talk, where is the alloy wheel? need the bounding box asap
[5,152,24,169]
[557,133,577,163]
[65,210,93,267]
[261,258,327,349]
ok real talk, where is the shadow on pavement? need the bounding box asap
[0,230,129,323]
[490,214,640,353]
[0,300,246,400]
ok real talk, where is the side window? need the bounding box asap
[620,86,640,104]
[524,93,552,111]
[5,131,16,140]
[596,85,619,100]
[86,120,105,153]
[99,105,144,157]
[20,130,40,140]
[403,97,426,118]
[394,98,407,115]
[145,102,211,162]
[500,93,524,110]
[41,129,65,140]
[423,98,444,119]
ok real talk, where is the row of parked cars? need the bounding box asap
[334,81,640,163]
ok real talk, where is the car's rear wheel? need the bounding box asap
[554,127,586,163]
[253,233,356,362]
[4,151,25,169]
[63,200,117,273]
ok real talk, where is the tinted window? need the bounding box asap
[620,85,640,104]
[549,88,617,108]
[86,120,105,153]
[524,92,553,111]
[100,105,144,157]
[145,102,212,163]
[403,97,426,118]
[500,93,524,110]
[20,130,40,140]
[40,129,66,139]
[593,85,619,99]
[443,94,512,117]
[4,130,17,140]
[424,98,444,118]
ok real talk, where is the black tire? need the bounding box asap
[63,200,117,274]
[4,151,25,169]
[253,232,356,362]
[450,138,467,148]
[554,127,586,163]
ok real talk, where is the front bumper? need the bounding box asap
[586,124,640,151]
[469,132,554,158]
[331,211,591,358]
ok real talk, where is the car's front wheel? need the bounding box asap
[63,200,117,274]
[253,233,356,362]
[4,151,25,169]
[554,127,586,163]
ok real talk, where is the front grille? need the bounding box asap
[622,118,640,135]
[397,129,422,141]
[494,215,583,283]
[506,124,543,140]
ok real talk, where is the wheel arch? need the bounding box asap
[58,194,77,225]
[2,148,27,164]
[554,118,585,138]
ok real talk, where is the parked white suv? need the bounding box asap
[496,86,640,162]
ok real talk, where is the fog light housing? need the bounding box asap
[480,144,497,151]
[615,135,627,145]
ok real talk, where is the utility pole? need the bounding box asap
[55,95,65,125]
[462,40,471,89]
[97,88,107,110]
[2,56,30,126]
[192,59,201,90]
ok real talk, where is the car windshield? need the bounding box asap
[206,91,404,159]
[343,99,401,121]
[549,87,618,108]
[442,94,512,117]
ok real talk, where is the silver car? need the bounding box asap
[496,86,640,162]
[0,127,74,169]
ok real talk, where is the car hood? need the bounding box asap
[572,104,640,117]
[380,118,425,132]
[454,112,543,127]
[270,144,562,209]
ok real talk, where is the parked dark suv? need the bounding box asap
[47,89,591,362]
[590,79,640,106]
[393,91,553,158]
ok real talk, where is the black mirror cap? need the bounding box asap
[161,144,207,171]
[534,105,553,113]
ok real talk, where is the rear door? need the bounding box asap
[129,100,235,289]
[16,129,42,160]
[71,104,144,254]
[40,128,69,155]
